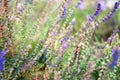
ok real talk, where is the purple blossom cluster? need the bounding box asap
[77,0,84,10]
[0,49,6,71]
[91,3,102,21]
[103,2,119,22]
[110,47,120,68]
[85,3,102,29]
[61,6,67,19]
[61,19,76,51]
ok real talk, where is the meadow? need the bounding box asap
[0,0,120,80]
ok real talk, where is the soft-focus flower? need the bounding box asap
[109,47,120,68]
[62,41,68,49]
[72,18,76,25]
[61,6,66,18]
[103,2,119,22]
[49,63,56,68]
[53,31,57,36]
[78,2,85,10]
[0,49,6,71]
[107,37,115,44]
[77,0,84,10]
[91,3,102,21]
[86,3,102,24]
[114,1,119,9]
[99,0,106,10]
[113,30,120,33]
[95,3,101,16]
[86,15,90,20]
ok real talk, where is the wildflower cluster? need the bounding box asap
[0,0,120,80]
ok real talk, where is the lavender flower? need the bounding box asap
[56,6,67,24]
[78,2,85,10]
[61,6,67,18]
[53,31,57,36]
[103,2,119,22]
[109,47,120,68]
[91,3,102,21]
[49,63,55,68]
[86,15,90,20]
[99,0,106,10]
[0,49,6,71]
[114,2,119,9]
[85,3,102,29]
[94,3,101,16]
[113,29,120,33]
[61,41,68,49]
[77,0,83,9]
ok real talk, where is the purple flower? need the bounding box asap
[86,15,90,20]
[107,36,115,44]
[72,18,76,25]
[61,40,68,49]
[0,50,6,58]
[103,2,119,22]
[99,0,106,10]
[114,2,119,9]
[113,30,120,33]
[53,31,57,36]
[20,8,24,12]
[109,47,120,68]
[77,0,84,9]
[68,0,72,4]
[61,6,66,18]
[0,49,6,71]
[49,63,55,68]
[50,63,53,68]
[56,6,67,24]
[94,3,101,16]
[88,3,102,22]
[78,2,85,10]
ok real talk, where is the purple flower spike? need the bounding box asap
[114,2,119,9]
[90,3,102,22]
[110,61,117,68]
[109,47,120,68]
[113,30,120,33]
[62,41,68,49]
[94,3,101,16]
[103,2,119,22]
[99,0,106,10]
[0,49,6,71]
[97,3,101,10]
[0,50,6,57]
[61,6,66,18]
